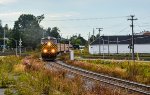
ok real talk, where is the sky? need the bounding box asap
[0,0,150,39]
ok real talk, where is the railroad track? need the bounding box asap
[46,60,150,95]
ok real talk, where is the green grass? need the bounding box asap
[73,47,150,61]
[0,56,21,88]
[0,55,126,95]
[60,52,150,85]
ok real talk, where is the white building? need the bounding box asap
[89,34,150,54]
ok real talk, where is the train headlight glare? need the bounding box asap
[47,42,51,46]
[51,49,55,53]
[43,49,48,53]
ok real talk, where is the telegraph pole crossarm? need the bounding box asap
[128,15,138,61]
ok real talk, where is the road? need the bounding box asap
[0,89,5,95]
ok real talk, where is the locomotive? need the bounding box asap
[41,37,58,60]
[41,36,70,60]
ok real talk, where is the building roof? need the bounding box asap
[90,35,150,45]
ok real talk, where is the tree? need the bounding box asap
[11,14,44,49]
[78,36,87,45]
[70,35,87,45]
[0,20,4,38]
[45,27,51,36]
[89,35,96,43]
[49,27,60,38]
[0,20,3,48]
[36,14,44,24]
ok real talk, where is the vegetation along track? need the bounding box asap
[46,60,150,95]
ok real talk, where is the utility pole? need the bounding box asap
[96,28,103,55]
[117,37,119,54]
[64,40,65,53]
[103,38,105,59]
[19,38,22,56]
[88,32,90,44]
[93,28,95,42]
[128,15,138,61]
[60,34,62,53]
[108,36,110,56]
[15,40,18,56]
[3,28,6,53]
[67,36,69,51]
[43,30,45,38]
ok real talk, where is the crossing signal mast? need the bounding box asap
[19,38,22,56]
[128,15,138,61]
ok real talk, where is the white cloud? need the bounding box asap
[46,12,80,19]
[0,12,22,17]
[0,12,23,27]
[0,0,17,5]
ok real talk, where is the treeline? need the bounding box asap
[0,14,87,50]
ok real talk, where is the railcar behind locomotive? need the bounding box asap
[41,37,58,60]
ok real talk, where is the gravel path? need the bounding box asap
[0,89,5,95]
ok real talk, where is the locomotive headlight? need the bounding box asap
[51,49,55,53]
[47,42,51,46]
[43,49,48,53]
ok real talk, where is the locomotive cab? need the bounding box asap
[41,37,58,61]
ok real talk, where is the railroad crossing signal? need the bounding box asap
[19,38,22,46]
[19,38,22,56]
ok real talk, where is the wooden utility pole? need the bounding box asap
[88,32,90,44]
[128,15,137,60]
[117,37,119,54]
[96,28,103,55]
[108,36,110,56]
[93,28,95,42]
[3,29,6,52]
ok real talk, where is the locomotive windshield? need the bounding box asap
[41,37,57,44]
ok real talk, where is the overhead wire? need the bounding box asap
[43,16,128,22]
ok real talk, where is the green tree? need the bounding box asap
[11,14,44,49]
[77,36,87,45]
[70,35,87,46]
[49,27,60,38]
[45,27,51,36]
[89,35,96,43]
[0,20,4,38]
[0,20,3,49]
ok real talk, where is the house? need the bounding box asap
[89,33,150,54]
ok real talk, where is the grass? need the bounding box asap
[0,56,21,88]
[60,52,150,85]
[0,55,127,95]
[73,47,150,61]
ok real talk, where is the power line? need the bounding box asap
[43,16,128,21]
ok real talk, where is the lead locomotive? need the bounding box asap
[41,37,58,60]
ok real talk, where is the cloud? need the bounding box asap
[0,12,22,17]
[46,12,80,19]
[0,12,23,27]
[0,0,17,5]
